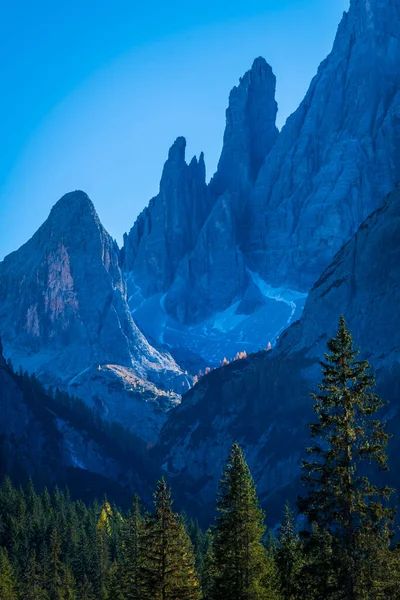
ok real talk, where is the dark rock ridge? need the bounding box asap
[0,191,188,443]
[123,0,400,366]
[0,343,153,506]
[164,57,279,323]
[157,183,400,524]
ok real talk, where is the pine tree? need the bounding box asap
[276,503,303,600]
[140,478,201,600]
[120,495,142,600]
[213,442,279,600]
[77,575,95,600]
[45,529,64,600]
[96,500,113,598]
[60,567,76,600]
[298,522,336,600]
[201,530,216,600]
[298,316,395,599]
[0,547,18,600]
[185,517,207,576]
[21,551,48,600]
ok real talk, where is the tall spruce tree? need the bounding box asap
[213,442,279,600]
[298,316,395,599]
[140,478,201,600]
[0,547,19,600]
[45,529,64,600]
[201,530,217,600]
[276,503,303,600]
[119,495,143,600]
[21,550,48,600]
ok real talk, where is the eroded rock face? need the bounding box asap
[0,191,188,440]
[244,0,400,290]
[209,56,279,200]
[124,0,400,348]
[158,184,400,524]
[164,57,279,323]
[122,138,211,297]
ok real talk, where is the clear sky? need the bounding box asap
[0,0,349,260]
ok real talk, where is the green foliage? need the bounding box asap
[298,316,397,599]
[201,530,217,600]
[213,442,280,600]
[119,495,143,599]
[276,503,303,600]
[140,478,201,600]
[0,547,18,600]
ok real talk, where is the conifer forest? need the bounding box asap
[1,318,399,600]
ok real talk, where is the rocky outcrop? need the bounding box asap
[122,138,211,298]
[158,184,400,524]
[0,191,188,441]
[209,56,278,201]
[244,0,400,290]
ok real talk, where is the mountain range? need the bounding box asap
[0,0,400,520]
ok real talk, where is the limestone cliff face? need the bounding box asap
[0,191,188,442]
[244,0,400,290]
[123,58,286,353]
[209,56,278,200]
[163,58,278,323]
[122,137,211,297]
[158,184,400,523]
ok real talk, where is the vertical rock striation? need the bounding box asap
[244,0,400,289]
[122,137,211,297]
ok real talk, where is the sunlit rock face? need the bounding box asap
[0,191,189,442]
[158,184,400,525]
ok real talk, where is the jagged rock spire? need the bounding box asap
[210,56,278,198]
[122,137,212,296]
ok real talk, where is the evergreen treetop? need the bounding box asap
[299,315,395,598]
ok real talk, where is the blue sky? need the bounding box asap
[0,0,349,259]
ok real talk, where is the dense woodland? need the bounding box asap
[1,317,400,599]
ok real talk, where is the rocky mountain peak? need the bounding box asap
[0,192,188,441]
[188,152,206,179]
[210,56,278,198]
[122,138,211,297]
[167,136,187,162]
[50,189,94,213]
